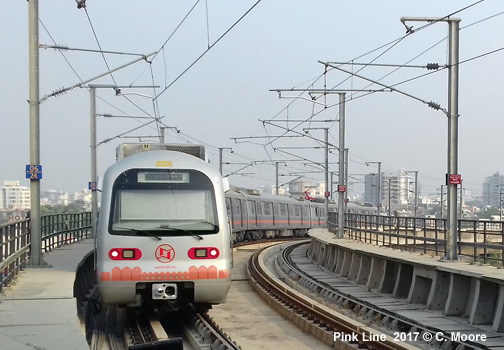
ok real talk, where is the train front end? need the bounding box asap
[96,147,231,309]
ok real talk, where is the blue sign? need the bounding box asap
[88,182,96,190]
[26,165,42,180]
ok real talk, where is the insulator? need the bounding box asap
[428,101,441,110]
[426,63,440,70]
[52,87,68,97]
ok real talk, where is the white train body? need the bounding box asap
[96,148,231,308]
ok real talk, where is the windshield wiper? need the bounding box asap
[115,226,162,241]
[158,225,204,241]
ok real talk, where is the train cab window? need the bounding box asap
[264,202,272,216]
[109,169,219,236]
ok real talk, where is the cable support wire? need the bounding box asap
[154,0,263,100]
[98,117,163,146]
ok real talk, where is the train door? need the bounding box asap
[293,204,301,226]
[302,205,309,227]
[264,202,273,226]
[314,207,321,227]
[231,198,243,231]
[279,203,288,228]
[256,201,265,229]
[273,203,279,227]
[247,200,257,228]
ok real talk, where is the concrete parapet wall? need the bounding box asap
[308,228,504,333]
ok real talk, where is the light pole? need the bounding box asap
[218,147,233,174]
[401,16,460,260]
[405,170,418,218]
[365,161,382,211]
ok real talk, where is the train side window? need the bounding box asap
[294,205,301,217]
[279,203,287,216]
[273,204,279,216]
[315,207,319,217]
[303,206,309,217]
[248,201,256,215]
[264,202,272,216]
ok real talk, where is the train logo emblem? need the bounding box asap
[155,244,175,263]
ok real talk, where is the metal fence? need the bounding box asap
[328,212,504,266]
[0,212,92,293]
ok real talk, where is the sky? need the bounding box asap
[1,0,503,201]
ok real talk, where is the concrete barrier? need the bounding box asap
[307,228,504,333]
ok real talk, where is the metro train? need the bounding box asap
[95,143,376,309]
[96,145,231,309]
[225,187,377,242]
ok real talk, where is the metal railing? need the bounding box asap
[328,212,504,266]
[0,212,92,293]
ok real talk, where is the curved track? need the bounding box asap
[248,241,421,350]
[274,241,494,350]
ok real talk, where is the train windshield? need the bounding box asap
[109,168,219,237]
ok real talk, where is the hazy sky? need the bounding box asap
[1,0,503,200]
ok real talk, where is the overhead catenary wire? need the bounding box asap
[154,0,263,100]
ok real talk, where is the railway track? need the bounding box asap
[247,241,423,350]
[270,241,497,350]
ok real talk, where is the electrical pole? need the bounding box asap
[28,0,42,266]
[337,93,346,238]
[401,16,460,260]
[275,162,287,195]
[440,185,445,219]
[344,148,349,213]
[87,84,158,240]
[218,147,233,175]
[160,126,166,143]
[90,87,98,240]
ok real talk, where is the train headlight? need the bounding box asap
[188,247,220,259]
[209,248,218,257]
[108,248,142,260]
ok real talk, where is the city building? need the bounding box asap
[0,181,31,210]
[482,172,504,208]
[365,171,416,214]
[364,173,380,206]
